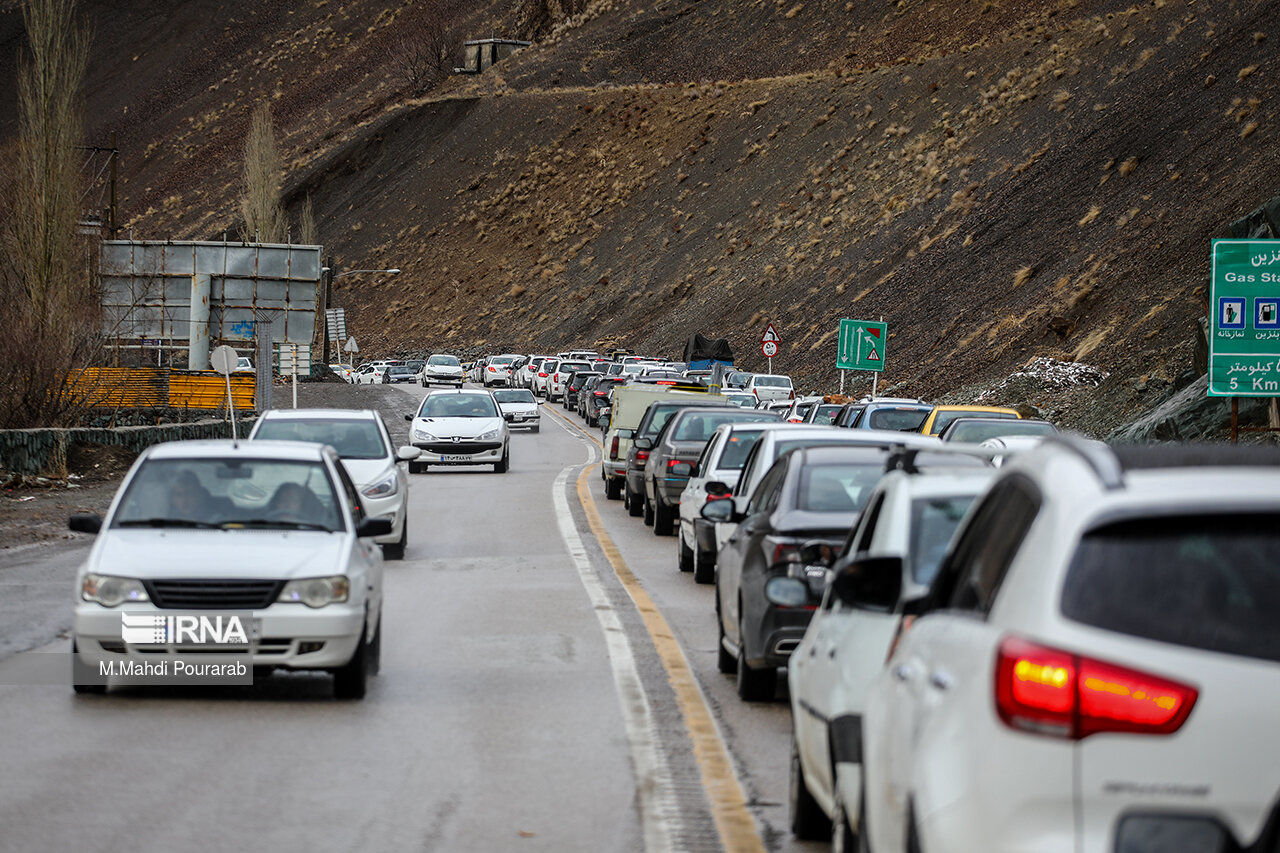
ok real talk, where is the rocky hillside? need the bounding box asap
[2,0,1276,434]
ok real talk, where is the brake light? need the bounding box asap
[787,417,803,424]
[488,366,496,372]
[594,391,607,396]
[765,537,802,566]
[995,637,1197,740]
[666,459,684,468]
[609,436,620,460]
[539,372,548,377]
[636,450,650,462]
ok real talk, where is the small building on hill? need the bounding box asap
[455,39,532,75]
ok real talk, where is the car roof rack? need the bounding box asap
[883,443,996,474]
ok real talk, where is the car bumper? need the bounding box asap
[694,518,718,555]
[74,602,365,670]
[656,477,690,505]
[748,601,815,668]
[424,374,464,385]
[603,459,626,479]
[626,467,645,495]
[412,441,505,464]
[505,413,540,427]
[361,491,405,545]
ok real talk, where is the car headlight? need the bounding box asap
[277,576,350,608]
[361,473,398,499]
[478,427,502,441]
[412,427,436,442]
[82,573,149,607]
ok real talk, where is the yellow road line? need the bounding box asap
[545,404,767,852]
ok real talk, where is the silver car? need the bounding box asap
[404,389,511,473]
[420,353,465,387]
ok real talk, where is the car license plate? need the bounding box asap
[442,454,471,462]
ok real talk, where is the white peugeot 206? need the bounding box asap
[404,388,511,473]
[68,439,389,699]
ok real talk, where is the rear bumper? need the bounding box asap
[603,459,625,479]
[694,518,718,554]
[657,477,689,505]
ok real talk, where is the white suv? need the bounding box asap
[746,373,794,403]
[785,458,996,845]
[547,360,591,402]
[858,439,1280,853]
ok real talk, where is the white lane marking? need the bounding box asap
[550,419,679,853]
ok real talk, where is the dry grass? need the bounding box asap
[1012,265,1035,288]
[1079,205,1101,225]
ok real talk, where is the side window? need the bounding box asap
[332,460,365,526]
[938,478,1040,615]
[852,492,886,555]
[747,458,786,515]
[697,432,720,475]
[735,443,762,497]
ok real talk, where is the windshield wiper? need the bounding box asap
[116,518,219,529]
[218,519,334,531]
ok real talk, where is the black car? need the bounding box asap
[704,444,892,701]
[624,396,733,518]
[564,371,602,411]
[583,375,625,427]
[832,402,867,428]
[642,407,779,536]
[382,364,417,384]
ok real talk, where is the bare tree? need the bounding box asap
[298,195,318,246]
[0,0,98,429]
[394,2,462,95]
[239,103,287,243]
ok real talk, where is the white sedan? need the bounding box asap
[404,389,510,473]
[68,439,388,699]
[249,408,415,559]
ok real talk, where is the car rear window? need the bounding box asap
[931,409,1017,433]
[909,496,976,584]
[797,463,883,512]
[944,419,1056,442]
[754,376,792,388]
[867,407,930,431]
[1061,514,1280,664]
[811,405,842,424]
[671,410,774,441]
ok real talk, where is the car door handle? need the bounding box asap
[929,670,954,691]
[893,664,914,682]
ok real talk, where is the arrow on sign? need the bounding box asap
[761,323,781,344]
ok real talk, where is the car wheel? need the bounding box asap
[333,622,370,699]
[693,544,716,585]
[678,533,695,573]
[531,424,540,433]
[71,640,106,695]
[605,477,623,501]
[653,496,674,535]
[737,611,776,701]
[642,496,655,527]
[626,483,643,517]
[791,733,832,840]
[381,520,406,560]
[716,595,735,674]
[493,448,509,473]
[408,461,429,474]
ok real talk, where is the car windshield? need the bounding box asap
[931,409,1017,433]
[717,430,765,470]
[909,495,977,584]
[113,457,342,531]
[491,356,517,366]
[944,420,1057,442]
[1061,514,1280,664]
[494,389,536,404]
[754,376,792,388]
[796,462,883,512]
[388,366,414,376]
[672,411,775,441]
[725,394,756,408]
[253,417,388,459]
[419,394,499,418]
[812,405,842,424]
[428,355,460,367]
[868,407,931,431]
[559,362,590,373]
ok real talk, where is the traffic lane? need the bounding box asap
[0,541,87,659]
[0,395,643,852]
[551,409,825,852]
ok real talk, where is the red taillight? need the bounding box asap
[666,459,684,468]
[789,390,796,399]
[636,450,650,462]
[488,366,496,372]
[656,380,677,385]
[609,436,620,460]
[594,391,607,396]
[787,417,802,424]
[538,372,548,377]
[995,637,1197,740]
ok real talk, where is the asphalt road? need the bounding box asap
[0,382,823,853]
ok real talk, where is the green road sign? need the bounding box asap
[1209,239,1280,397]
[837,318,887,372]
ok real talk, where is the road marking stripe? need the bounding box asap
[551,440,678,853]
[544,404,767,853]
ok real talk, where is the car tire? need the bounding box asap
[605,477,623,501]
[626,484,643,517]
[531,424,540,433]
[693,544,716,585]
[716,597,735,674]
[71,640,106,695]
[408,461,429,474]
[653,496,674,536]
[737,612,776,701]
[678,534,695,573]
[642,496,655,527]
[333,622,370,700]
[381,521,406,560]
[791,734,832,840]
[493,448,509,474]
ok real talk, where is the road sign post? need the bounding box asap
[761,323,781,374]
[210,345,239,441]
[1209,240,1280,442]
[836,318,887,396]
[276,342,312,409]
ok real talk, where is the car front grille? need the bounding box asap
[146,579,284,610]
[416,441,503,453]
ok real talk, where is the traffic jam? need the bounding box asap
[32,323,1277,853]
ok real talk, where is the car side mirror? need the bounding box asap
[830,556,904,612]
[704,480,730,497]
[356,517,394,538]
[670,462,693,478]
[396,446,419,462]
[634,437,654,450]
[404,414,413,421]
[503,412,515,422]
[68,513,102,534]
[700,498,736,522]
